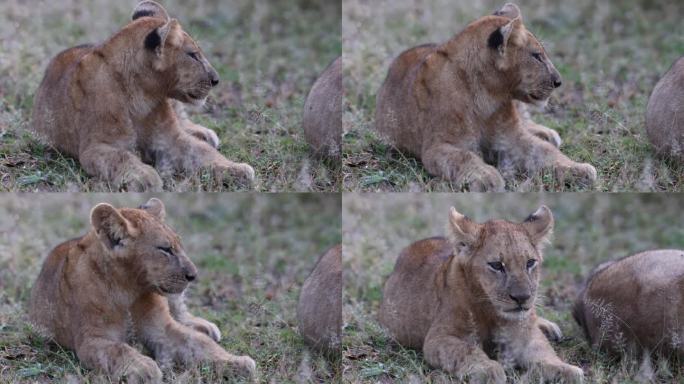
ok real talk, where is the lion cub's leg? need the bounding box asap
[168,293,221,342]
[131,293,256,380]
[525,121,562,148]
[172,101,220,148]
[155,132,255,187]
[497,131,597,187]
[181,121,220,149]
[517,328,584,383]
[76,335,162,384]
[423,328,506,384]
[422,143,505,192]
[537,316,563,342]
[80,144,163,191]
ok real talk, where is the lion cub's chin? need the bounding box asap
[528,97,549,109]
[499,307,533,321]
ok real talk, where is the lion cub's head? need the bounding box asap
[90,198,198,295]
[447,206,554,320]
[480,3,562,106]
[128,1,219,106]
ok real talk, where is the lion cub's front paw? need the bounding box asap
[537,317,563,342]
[214,355,257,381]
[121,165,163,192]
[192,127,220,149]
[555,162,597,188]
[188,317,222,342]
[120,355,162,384]
[543,362,584,384]
[534,127,562,148]
[212,162,255,188]
[463,166,505,192]
[466,360,506,384]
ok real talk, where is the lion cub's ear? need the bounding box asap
[522,206,554,247]
[487,16,524,58]
[144,19,182,60]
[447,207,481,256]
[91,204,134,250]
[139,198,166,221]
[492,3,522,21]
[132,0,170,22]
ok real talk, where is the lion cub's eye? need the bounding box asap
[531,52,543,63]
[187,52,200,62]
[487,262,505,272]
[527,259,537,269]
[157,246,173,255]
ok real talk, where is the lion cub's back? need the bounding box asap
[297,244,342,357]
[29,237,83,344]
[375,44,437,154]
[32,44,95,155]
[303,57,342,159]
[646,56,684,161]
[379,237,451,349]
[574,249,684,355]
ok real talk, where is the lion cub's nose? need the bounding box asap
[553,79,562,88]
[509,293,531,305]
[185,272,197,282]
[209,70,220,87]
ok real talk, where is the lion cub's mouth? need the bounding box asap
[505,306,531,313]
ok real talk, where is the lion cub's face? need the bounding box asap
[488,4,562,107]
[448,206,554,320]
[90,198,198,295]
[132,1,220,106]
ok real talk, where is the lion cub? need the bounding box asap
[297,244,342,358]
[574,250,684,373]
[646,57,684,162]
[31,1,254,191]
[375,3,596,191]
[303,57,342,159]
[379,207,583,383]
[29,198,256,383]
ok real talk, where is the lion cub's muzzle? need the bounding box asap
[157,255,198,294]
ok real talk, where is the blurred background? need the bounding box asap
[0,193,341,382]
[343,0,684,192]
[0,0,341,192]
[343,193,684,382]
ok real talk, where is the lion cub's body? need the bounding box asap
[29,198,255,383]
[380,208,582,383]
[375,4,596,191]
[646,57,684,162]
[303,57,342,159]
[31,1,254,191]
[574,250,684,358]
[297,244,342,357]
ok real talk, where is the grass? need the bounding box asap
[342,193,684,383]
[342,0,684,192]
[0,194,342,383]
[0,0,341,192]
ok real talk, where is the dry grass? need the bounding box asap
[0,0,341,192]
[342,193,684,383]
[0,193,341,383]
[342,0,684,192]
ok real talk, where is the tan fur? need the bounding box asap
[646,57,684,162]
[31,1,254,191]
[573,250,684,361]
[297,245,342,358]
[375,3,596,191]
[379,207,583,383]
[303,57,342,159]
[29,198,256,383]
